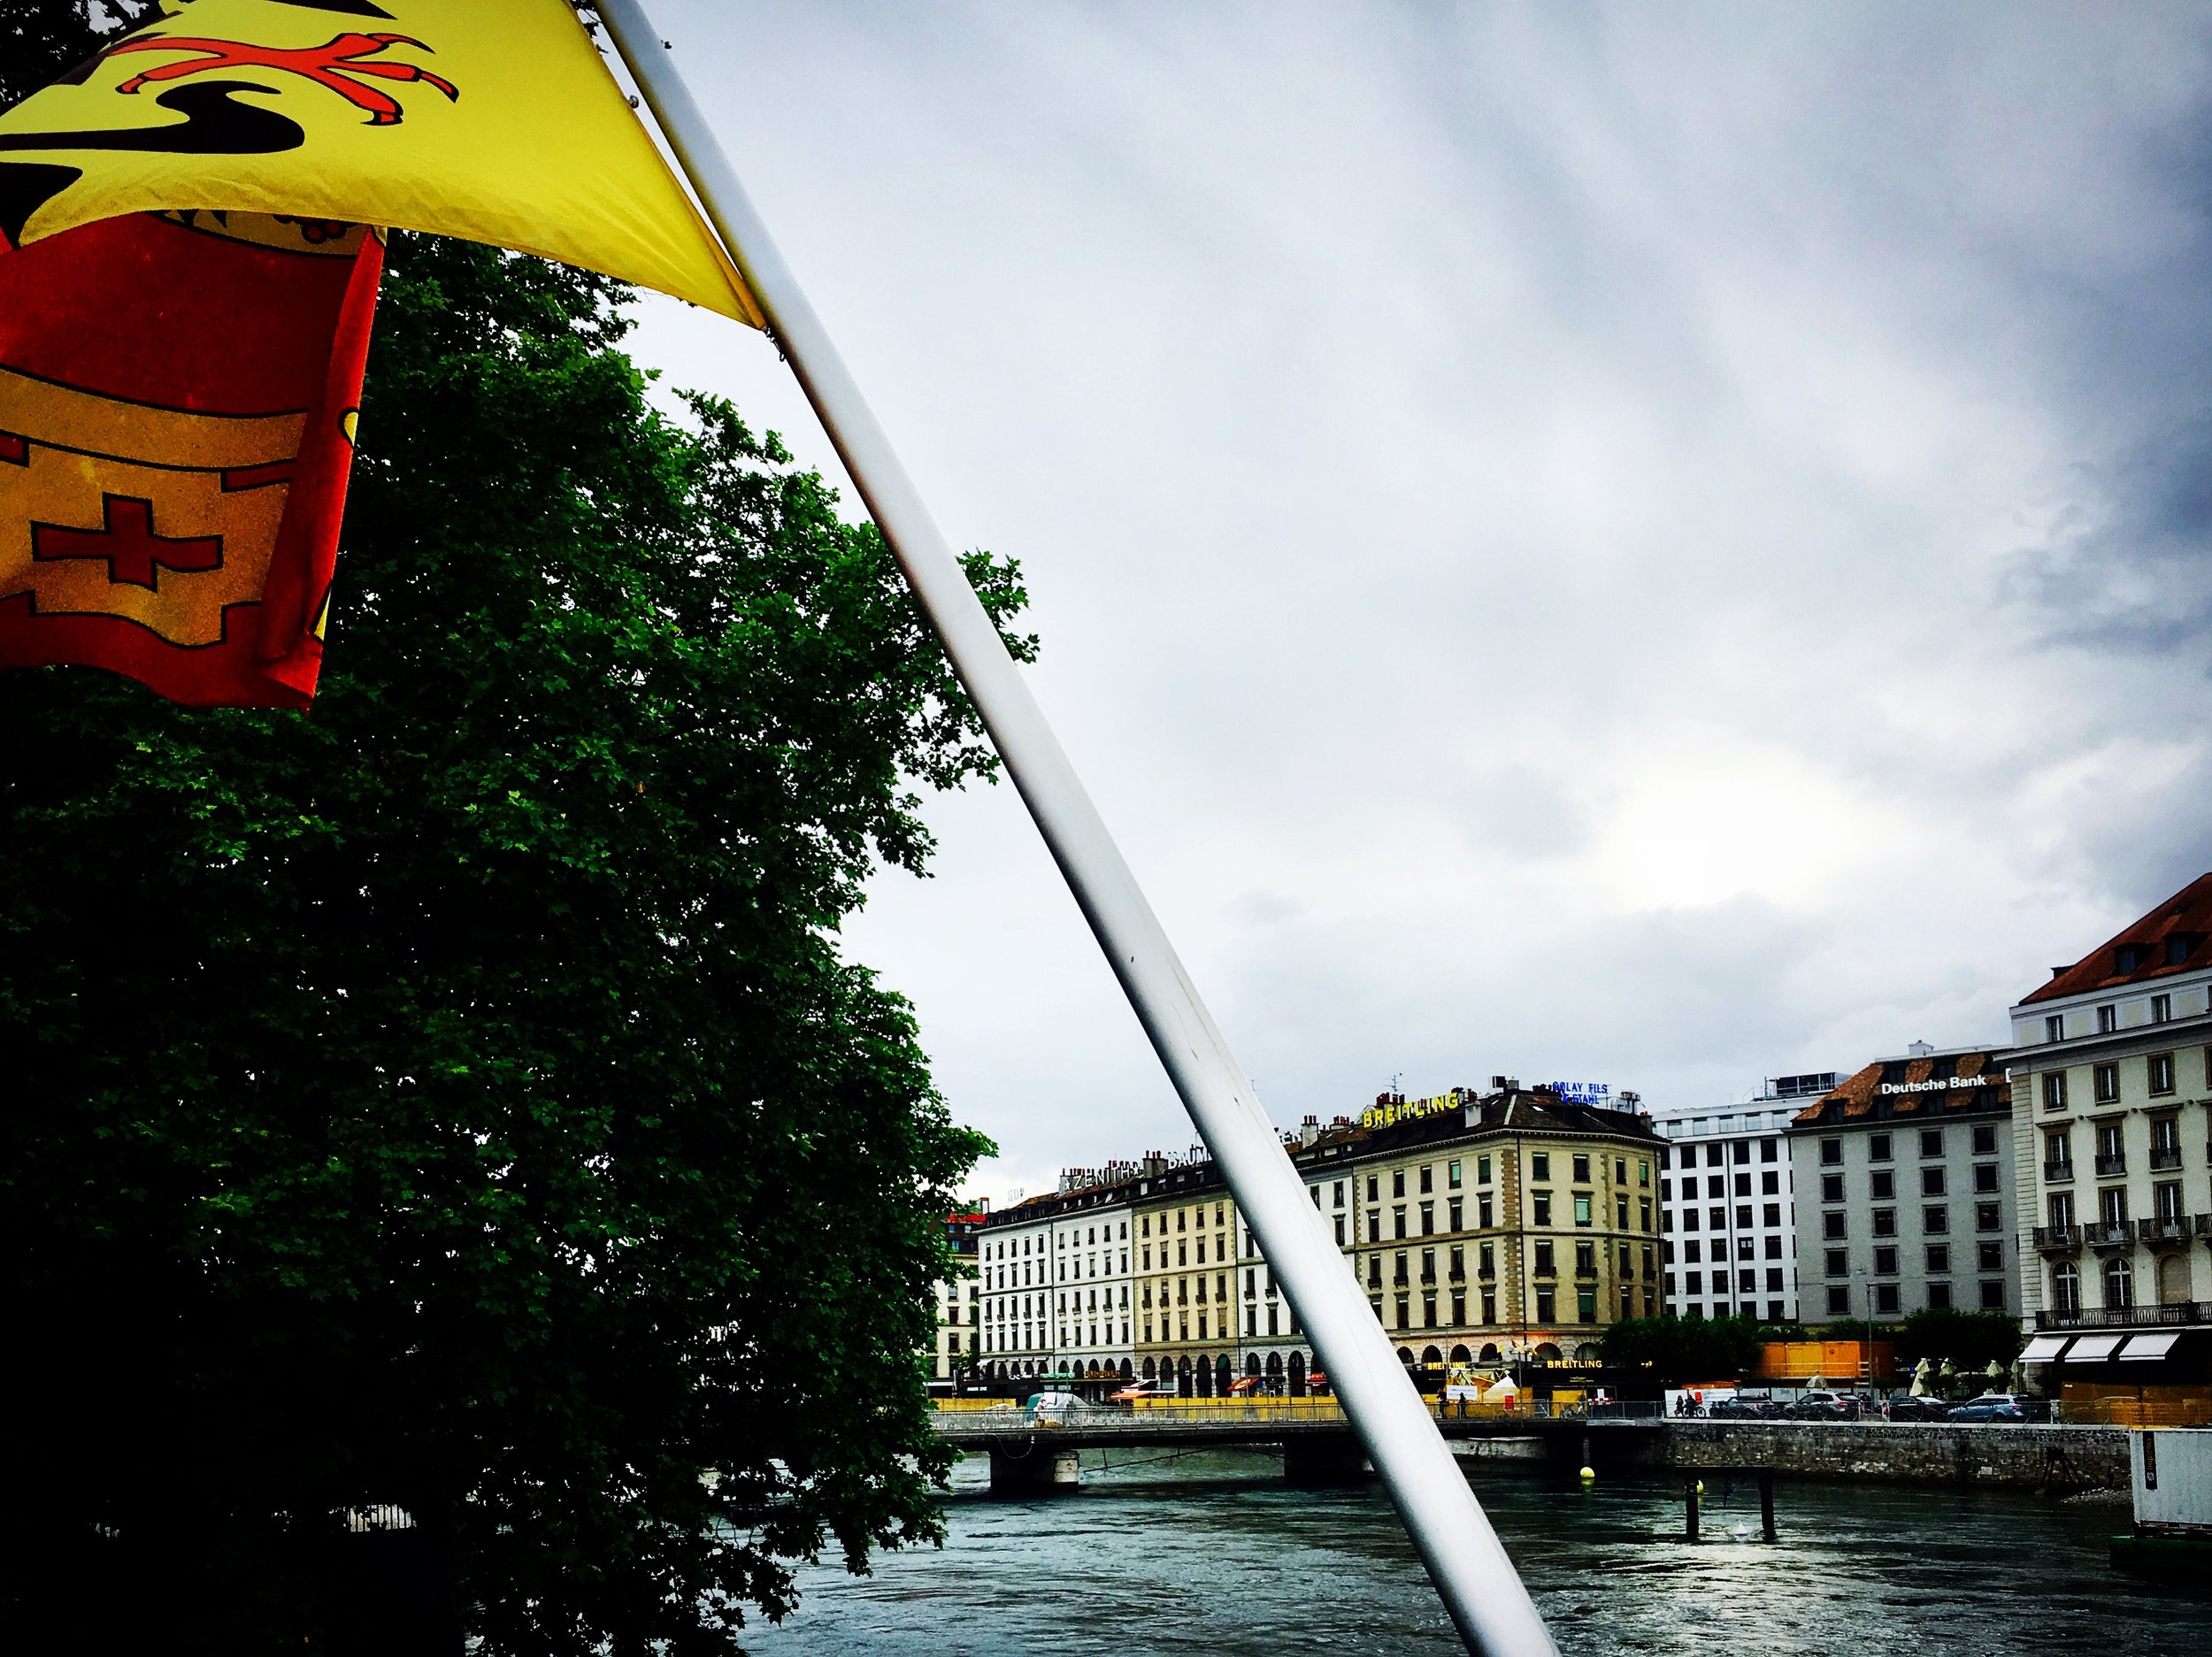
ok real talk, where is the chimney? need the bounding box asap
[1300,1114,1321,1147]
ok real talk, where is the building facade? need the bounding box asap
[1786,1046,2017,1324]
[1651,1076,1827,1322]
[2006,874,2212,1339]
[926,1205,986,1388]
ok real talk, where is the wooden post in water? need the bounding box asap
[1683,1478,1701,1541]
[1758,1469,1777,1542]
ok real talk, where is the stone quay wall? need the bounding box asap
[1581,1420,2130,1492]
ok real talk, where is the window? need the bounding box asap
[1759,1139,1778,1164]
[1393,1171,1406,1200]
[2043,1072,2067,1111]
[1533,1241,1555,1275]
[1640,1159,1652,1186]
[1685,1271,1703,1294]
[1448,1161,1462,1189]
[1535,1289,1555,1323]
[1572,1154,1590,1184]
[1973,1164,1998,1193]
[1821,1139,1842,1166]
[1764,1235,1782,1259]
[1333,1180,1345,1208]
[1870,1133,1892,1162]
[1708,1176,1725,1199]
[1368,1211,1381,1244]
[1873,1246,1898,1276]
[1448,1198,1463,1231]
[1367,1256,1382,1288]
[1532,1195,1551,1226]
[1733,1173,1752,1198]
[1927,1282,1952,1310]
[1978,1240,2003,1272]
[1394,1208,1407,1239]
[1761,1170,1779,1195]
[1310,1185,1321,1208]
[2094,1063,2119,1103]
[1419,1165,1433,1194]
[2047,1190,2074,1230]
[1875,1284,1900,1315]
[1477,1195,1494,1228]
[2045,1014,2064,1042]
[1824,1248,1847,1277]
[1575,1240,1596,1275]
[1873,1208,1896,1237]
[1333,1216,1345,1245]
[1707,1143,1725,1169]
[1367,1175,1379,1203]
[1975,1202,2001,1232]
[1419,1201,1434,1236]
[1822,1174,1845,1202]
[2097,1004,2117,1034]
[1871,1170,1894,1200]
[2149,1053,2176,1095]
[1763,1202,1782,1227]
[1824,1213,1847,1240]
[1927,1243,1949,1273]
[1921,1168,1946,1197]
[2051,1262,2080,1313]
[1478,1155,1492,1185]
[1530,1154,1550,1181]
[1826,1285,1850,1316]
[2103,1255,2132,1308]
[2151,993,2171,1024]
[2155,1181,2184,1224]
[1479,1241,1495,1277]
[1573,1195,1593,1227]
[1971,1123,1997,1156]
[1682,1208,1698,1231]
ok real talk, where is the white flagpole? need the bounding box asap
[595,6,1556,1653]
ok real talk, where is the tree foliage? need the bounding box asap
[1893,1308,2024,1372]
[1599,1316,1768,1384]
[1,12,1024,1651]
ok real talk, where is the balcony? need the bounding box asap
[2150,1146,2184,1171]
[2136,1216,2197,1247]
[2095,1153,2127,1178]
[2085,1222,2136,1254]
[2035,1300,2212,1331]
[2043,1160,2074,1184]
[1447,1266,1465,1282]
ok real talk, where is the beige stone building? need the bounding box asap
[2007,874,2212,1384]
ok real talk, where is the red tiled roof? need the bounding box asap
[2021,872,2212,1005]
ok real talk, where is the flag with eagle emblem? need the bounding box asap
[0,0,759,706]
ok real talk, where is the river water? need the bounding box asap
[734,1448,2207,1656]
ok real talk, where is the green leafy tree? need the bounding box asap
[1894,1308,2025,1374]
[1600,1315,1767,1384]
[0,10,1025,1651]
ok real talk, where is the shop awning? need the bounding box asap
[2118,1331,2184,1362]
[2017,1334,2072,1362]
[2066,1333,2125,1362]
[1228,1376,1260,1393]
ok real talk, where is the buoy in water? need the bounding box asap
[1694,1479,1706,1494]
[1578,1465,1595,1483]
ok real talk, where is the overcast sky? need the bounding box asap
[614,2,2212,1207]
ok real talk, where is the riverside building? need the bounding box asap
[1652,1078,1826,1322]
[984,1077,1663,1392]
[926,1204,986,1390]
[2006,874,2212,1369]
[976,1165,1139,1385]
[1786,1047,2018,1324]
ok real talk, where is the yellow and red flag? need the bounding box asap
[0,0,761,706]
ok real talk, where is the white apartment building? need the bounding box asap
[2007,875,2212,1375]
[1655,1079,1822,1323]
[978,1167,1139,1385]
[926,1206,985,1389]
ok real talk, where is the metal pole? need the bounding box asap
[594,5,1556,1653]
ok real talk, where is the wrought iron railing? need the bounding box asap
[2043,1160,2073,1183]
[2095,1153,2127,1177]
[2035,1300,2212,1331]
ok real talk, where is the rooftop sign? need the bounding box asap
[1359,1088,1468,1130]
[1878,1076,1988,1095]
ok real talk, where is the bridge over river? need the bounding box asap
[930,1400,2128,1495]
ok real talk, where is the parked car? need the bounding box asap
[1709,1395,1771,1419]
[1786,1391,1850,1421]
[1883,1395,1949,1423]
[1945,1393,2051,1423]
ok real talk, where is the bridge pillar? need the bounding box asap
[1282,1434,1369,1484]
[989,1447,1081,1494]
